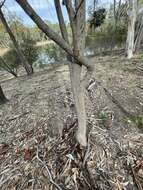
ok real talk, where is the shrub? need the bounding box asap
[45,44,66,62]
[86,21,127,51]
[2,49,19,72]
[20,33,38,66]
[3,33,38,71]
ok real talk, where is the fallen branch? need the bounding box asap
[8,112,30,121]
[103,87,134,118]
[36,147,63,190]
[87,79,135,118]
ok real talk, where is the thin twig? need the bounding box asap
[83,134,91,166]
[8,112,30,121]
[36,147,63,190]
[0,173,22,188]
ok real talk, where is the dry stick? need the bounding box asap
[131,166,143,190]
[83,134,91,166]
[8,112,30,121]
[18,178,29,190]
[0,173,22,189]
[137,86,143,90]
[103,87,134,117]
[36,148,63,190]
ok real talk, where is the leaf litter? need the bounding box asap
[0,57,143,190]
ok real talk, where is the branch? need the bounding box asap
[87,79,135,118]
[74,0,84,20]
[0,0,6,8]
[54,0,69,43]
[64,0,76,39]
[15,0,92,70]
[54,0,73,63]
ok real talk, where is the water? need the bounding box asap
[35,47,94,68]
[36,51,55,65]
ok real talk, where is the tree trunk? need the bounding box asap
[70,0,87,146]
[114,0,116,23]
[126,0,137,59]
[54,0,87,146]
[134,14,143,51]
[0,85,8,104]
[0,9,33,75]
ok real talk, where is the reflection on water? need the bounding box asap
[35,47,94,67]
[36,51,55,64]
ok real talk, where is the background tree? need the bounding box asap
[134,0,143,51]
[86,0,129,53]
[0,6,33,75]
[126,0,138,59]
[1,32,38,76]
[0,55,18,77]
[88,8,106,34]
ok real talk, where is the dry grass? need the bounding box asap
[0,40,54,56]
[0,47,9,56]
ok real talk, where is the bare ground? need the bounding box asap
[0,55,143,190]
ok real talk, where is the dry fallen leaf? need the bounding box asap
[24,148,31,161]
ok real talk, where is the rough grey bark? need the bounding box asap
[15,0,93,70]
[0,9,33,75]
[0,85,8,104]
[126,0,137,59]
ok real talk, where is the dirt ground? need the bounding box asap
[0,55,143,190]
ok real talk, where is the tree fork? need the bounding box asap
[15,0,93,71]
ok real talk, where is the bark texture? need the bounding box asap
[134,14,143,51]
[0,9,33,75]
[54,0,88,146]
[0,85,8,104]
[71,0,87,146]
[126,0,137,59]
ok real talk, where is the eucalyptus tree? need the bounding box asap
[16,0,94,146]
[126,0,138,59]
